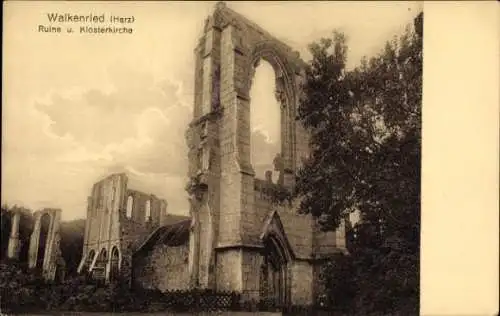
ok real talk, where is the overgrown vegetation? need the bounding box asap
[254,178,294,206]
[0,260,139,313]
[0,260,244,314]
[295,12,422,316]
[59,218,86,276]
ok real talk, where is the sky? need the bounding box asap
[2,1,422,221]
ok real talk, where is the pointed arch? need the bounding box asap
[145,200,151,222]
[260,210,294,307]
[126,195,133,218]
[109,246,121,281]
[260,210,295,261]
[36,213,51,268]
[246,41,302,178]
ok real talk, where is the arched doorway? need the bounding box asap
[36,213,51,268]
[109,246,120,281]
[260,234,291,307]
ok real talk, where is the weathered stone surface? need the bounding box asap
[7,211,21,259]
[291,261,313,305]
[26,208,65,281]
[76,2,346,306]
[216,248,243,292]
[133,243,190,291]
[183,2,345,305]
[78,173,183,285]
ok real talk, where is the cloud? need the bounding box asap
[35,66,188,148]
[3,63,192,219]
[2,2,422,220]
[251,129,280,181]
[35,64,191,172]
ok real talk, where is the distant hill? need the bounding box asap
[59,219,86,276]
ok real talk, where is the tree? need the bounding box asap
[295,12,422,315]
[59,219,86,276]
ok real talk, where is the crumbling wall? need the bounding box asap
[82,174,126,259]
[20,208,66,281]
[79,173,169,284]
[290,260,313,305]
[123,189,167,226]
[118,190,168,284]
[133,243,190,291]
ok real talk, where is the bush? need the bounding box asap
[0,260,242,313]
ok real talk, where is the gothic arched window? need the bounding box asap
[145,200,151,222]
[126,196,133,218]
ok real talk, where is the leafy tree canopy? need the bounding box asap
[295,11,423,315]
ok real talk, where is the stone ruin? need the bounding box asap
[3,207,66,281]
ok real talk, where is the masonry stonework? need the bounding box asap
[3,208,65,281]
[78,173,188,285]
[184,1,347,306]
[290,261,314,305]
[133,244,190,291]
[27,209,66,280]
[77,2,346,307]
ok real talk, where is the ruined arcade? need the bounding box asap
[78,2,347,306]
[3,207,66,281]
[77,172,189,285]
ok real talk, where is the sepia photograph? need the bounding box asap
[1,1,448,315]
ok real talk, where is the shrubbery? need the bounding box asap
[0,260,126,313]
[295,11,422,316]
[0,260,243,313]
[0,260,163,313]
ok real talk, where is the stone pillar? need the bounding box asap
[212,7,263,301]
[105,258,111,283]
[241,249,263,302]
[197,193,216,289]
[83,197,93,255]
[28,212,42,268]
[7,211,21,259]
[159,200,167,226]
[42,212,57,276]
[188,196,200,288]
[215,248,243,293]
